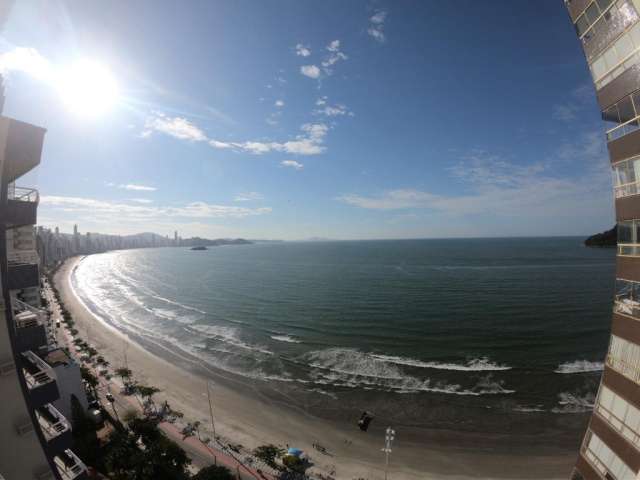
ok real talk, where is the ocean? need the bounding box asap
[71,238,615,447]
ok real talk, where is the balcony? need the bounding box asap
[12,298,47,353]
[7,261,39,290]
[21,350,58,407]
[36,403,71,453]
[5,186,39,227]
[54,449,88,480]
[0,117,46,184]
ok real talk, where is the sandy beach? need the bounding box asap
[53,255,577,480]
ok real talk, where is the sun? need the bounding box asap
[56,59,119,117]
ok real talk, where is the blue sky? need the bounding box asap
[0,0,613,240]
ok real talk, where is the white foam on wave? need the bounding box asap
[190,324,273,355]
[306,348,515,396]
[371,354,510,371]
[552,392,595,414]
[271,335,302,344]
[554,360,604,374]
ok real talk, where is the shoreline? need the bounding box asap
[54,254,577,479]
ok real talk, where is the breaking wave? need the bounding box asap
[371,354,510,371]
[554,360,604,374]
[271,335,302,344]
[552,392,595,414]
[305,348,515,395]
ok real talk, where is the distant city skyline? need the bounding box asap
[0,1,613,240]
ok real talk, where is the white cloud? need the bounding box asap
[316,96,327,106]
[209,122,329,156]
[321,40,348,75]
[0,47,52,81]
[327,40,341,52]
[281,160,304,170]
[338,145,610,219]
[41,195,271,220]
[275,99,285,107]
[142,113,207,141]
[314,102,351,117]
[120,184,157,191]
[368,10,388,43]
[295,44,312,57]
[234,192,264,202]
[300,65,321,79]
[130,198,153,204]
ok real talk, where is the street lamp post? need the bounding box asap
[382,426,395,480]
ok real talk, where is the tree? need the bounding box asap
[70,395,102,470]
[80,366,99,396]
[253,444,285,470]
[192,465,235,480]
[115,367,133,388]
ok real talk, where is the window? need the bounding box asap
[604,91,640,141]
[589,22,640,89]
[583,430,636,479]
[608,334,640,383]
[596,385,640,449]
[617,219,640,255]
[612,155,640,198]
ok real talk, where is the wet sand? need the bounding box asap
[54,255,578,479]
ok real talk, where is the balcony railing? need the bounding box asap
[54,449,88,480]
[7,249,39,265]
[614,181,640,199]
[36,404,70,441]
[13,298,46,328]
[8,186,39,204]
[21,351,55,390]
[618,244,640,256]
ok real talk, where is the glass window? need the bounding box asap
[618,221,633,243]
[586,2,601,23]
[616,33,635,60]
[619,96,637,122]
[630,23,640,47]
[604,46,619,71]
[632,157,640,182]
[591,55,607,79]
[577,15,591,36]
[597,0,613,10]
[634,220,640,244]
[604,104,621,127]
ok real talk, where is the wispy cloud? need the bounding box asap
[281,160,304,170]
[300,65,321,79]
[314,98,352,117]
[118,183,156,191]
[141,113,207,141]
[129,198,153,204]
[209,123,329,156]
[552,83,594,123]
[234,192,264,202]
[41,196,271,220]
[339,143,610,219]
[295,44,311,57]
[321,40,348,75]
[141,112,329,156]
[275,99,285,108]
[368,10,388,43]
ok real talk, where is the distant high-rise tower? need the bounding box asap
[564,1,640,479]
[54,226,59,236]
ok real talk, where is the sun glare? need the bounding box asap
[57,59,119,117]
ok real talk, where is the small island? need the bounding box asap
[190,246,207,251]
[584,226,617,247]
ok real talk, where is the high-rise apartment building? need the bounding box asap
[565,1,640,478]
[0,75,87,479]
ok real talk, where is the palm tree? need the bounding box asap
[114,367,133,393]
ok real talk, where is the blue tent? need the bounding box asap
[287,448,303,457]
